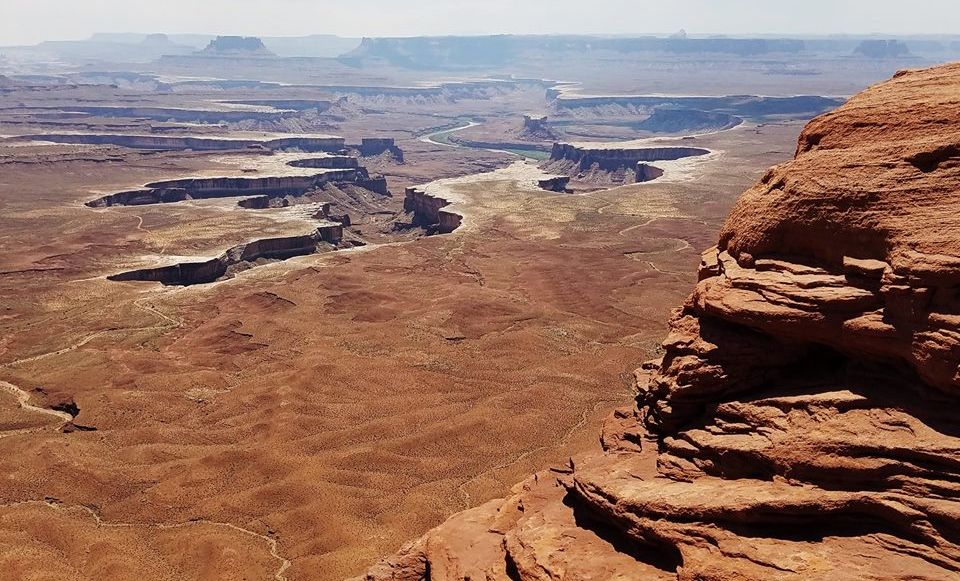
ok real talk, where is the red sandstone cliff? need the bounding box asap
[353,63,960,581]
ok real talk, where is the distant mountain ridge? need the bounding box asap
[339,34,949,69]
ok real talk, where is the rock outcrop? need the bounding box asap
[48,105,289,123]
[109,226,343,286]
[541,144,707,188]
[86,157,386,208]
[520,115,557,140]
[403,187,462,234]
[199,36,276,57]
[547,144,710,169]
[358,137,405,162]
[537,176,571,193]
[355,63,960,581]
[636,108,742,134]
[552,94,843,119]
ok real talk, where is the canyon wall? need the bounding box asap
[223,99,335,112]
[636,108,742,133]
[548,144,710,170]
[635,162,665,182]
[45,106,289,123]
[109,226,342,286]
[537,176,571,193]
[10,133,346,152]
[403,187,461,234]
[355,63,960,581]
[542,144,706,187]
[553,94,843,118]
[448,136,552,153]
[86,166,373,207]
[288,156,360,169]
[358,137,405,162]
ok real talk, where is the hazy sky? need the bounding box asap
[2,0,959,46]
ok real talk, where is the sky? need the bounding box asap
[2,0,959,46]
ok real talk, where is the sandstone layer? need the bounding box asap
[541,144,708,189]
[356,63,960,581]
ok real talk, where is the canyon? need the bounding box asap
[356,63,960,581]
[3,28,955,581]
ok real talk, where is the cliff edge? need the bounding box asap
[354,63,960,581]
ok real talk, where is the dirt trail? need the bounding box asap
[0,380,73,438]
[0,294,182,438]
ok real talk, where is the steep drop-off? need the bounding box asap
[9,133,346,152]
[356,63,960,581]
[86,162,387,208]
[552,94,843,119]
[541,144,708,188]
[109,226,343,286]
[403,187,462,234]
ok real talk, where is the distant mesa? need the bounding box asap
[340,35,807,69]
[140,33,180,48]
[854,39,911,59]
[199,36,276,57]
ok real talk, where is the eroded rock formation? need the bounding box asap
[552,94,843,118]
[403,187,462,234]
[542,144,707,188]
[358,137,405,162]
[355,63,960,581]
[109,226,343,286]
[520,115,557,140]
[636,108,742,134]
[86,157,385,208]
[537,176,571,193]
[548,144,710,169]
[635,163,665,182]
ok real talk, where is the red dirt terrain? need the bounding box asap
[356,64,960,581]
[0,104,800,579]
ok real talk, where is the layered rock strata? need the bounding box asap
[552,94,842,118]
[86,161,386,208]
[537,176,571,193]
[403,187,462,234]
[199,36,276,57]
[521,115,557,140]
[356,63,960,581]
[542,144,707,187]
[547,144,710,170]
[8,133,345,152]
[108,226,343,286]
[358,137,405,162]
